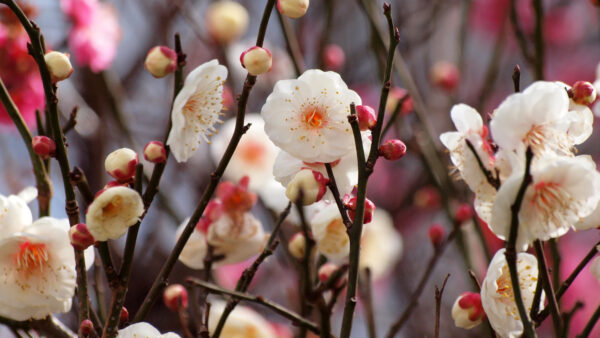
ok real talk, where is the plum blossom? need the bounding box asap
[261,69,361,163]
[481,249,541,338]
[177,177,267,268]
[207,301,278,337]
[310,202,350,261]
[167,60,227,162]
[0,217,76,321]
[0,187,35,239]
[491,156,600,250]
[85,187,144,241]
[117,322,180,338]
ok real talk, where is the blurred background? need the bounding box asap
[1,0,600,336]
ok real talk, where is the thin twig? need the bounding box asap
[577,303,600,338]
[465,139,499,190]
[61,106,78,134]
[187,279,323,335]
[532,0,544,80]
[512,64,521,92]
[434,274,451,338]
[324,163,352,228]
[562,301,583,338]
[381,93,409,138]
[359,268,377,338]
[533,240,562,334]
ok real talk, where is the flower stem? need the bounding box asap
[533,240,562,335]
[434,274,451,338]
[358,268,377,338]
[133,0,276,323]
[504,147,536,338]
[324,163,352,228]
[577,303,600,338]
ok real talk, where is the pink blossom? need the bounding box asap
[60,0,95,26]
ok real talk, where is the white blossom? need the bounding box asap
[261,69,361,163]
[167,60,227,162]
[481,249,541,338]
[310,202,350,261]
[86,186,144,241]
[359,208,403,280]
[0,188,35,239]
[207,301,278,337]
[117,322,180,338]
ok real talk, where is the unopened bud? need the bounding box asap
[318,262,345,287]
[570,81,597,105]
[452,292,485,329]
[286,169,329,205]
[386,87,413,115]
[344,195,376,224]
[428,223,445,248]
[206,1,249,44]
[163,284,189,312]
[356,105,377,131]
[240,46,272,76]
[144,46,177,78]
[323,44,345,71]
[454,203,473,224]
[414,186,440,208]
[44,51,73,82]
[431,61,460,91]
[143,141,167,163]
[120,307,129,324]
[105,148,138,183]
[288,232,306,259]
[69,223,95,250]
[277,0,309,19]
[80,319,93,336]
[32,135,56,159]
[378,139,407,160]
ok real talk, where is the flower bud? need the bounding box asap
[344,195,376,224]
[163,284,189,312]
[206,1,249,44]
[32,135,56,159]
[120,307,129,324]
[431,61,460,91]
[144,46,177,78]
[277,0,309,19]
[240,46,272,76]
[378,139,407,160]
[454,203,473,224]
[570,81,597,105]
[69,223,95,250]
[105,148,138,182]
[286,169,329,205]
[451,292,485,329]
[318,262,345,287]
[44,51,73,82]
[323,44,345,71]
[143,141,167,163]
[356,105,377,131]
[386,87,413,115]
[80,319,94,336]
[428,223,445,248]
[288,232,306,259]
[414,186,440,208]
[216,177,257,214]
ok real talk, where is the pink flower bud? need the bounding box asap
[163,284,189,312]
[143,141,167,163]
[288,232,306,259]
[206,1,249,44]
[452,292,485,329]
[240,46,272,76]
[44,51,73,82]
[570,81,597,105]
[386,87,413,115]
[431,61,460,91]
[323,44,345,71]
[277,0,309,19]
[318,262,345,287]
[120,307,129,324]
[32,135,56,159]
[356,105,377,131]
[105,148,138,183]
[344,194,376,224]
[285,169,329,205]
[69,223,95,250]
[428,223,445,248]
[378,139,407,160]
[216,177,257,214]
[414,186,440,208]
[454,203,473,224]
[144,46,177,78]
[80,319,93,336]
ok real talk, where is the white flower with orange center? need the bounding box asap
[118,322,181,338]
[310,202,350,261]
[490,156,600,250]
[490,81,580,159]
[481,249,541,338]
[207,301,278,337]
[167,59,227,162]
[85,186,144,241]
[261,69,361,163]
[0,217,76,321]
[359,208,403,280]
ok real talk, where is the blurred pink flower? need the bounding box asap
[62,0,121,72]
[214,259,253,289]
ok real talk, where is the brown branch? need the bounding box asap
[434,274,451,338]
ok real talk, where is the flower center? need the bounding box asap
[102,195,123,218]
[238,140,265,165]
[523,124,570,156]
[14,241,49,272]
[530,181,573,227]
[302,107,327,129]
